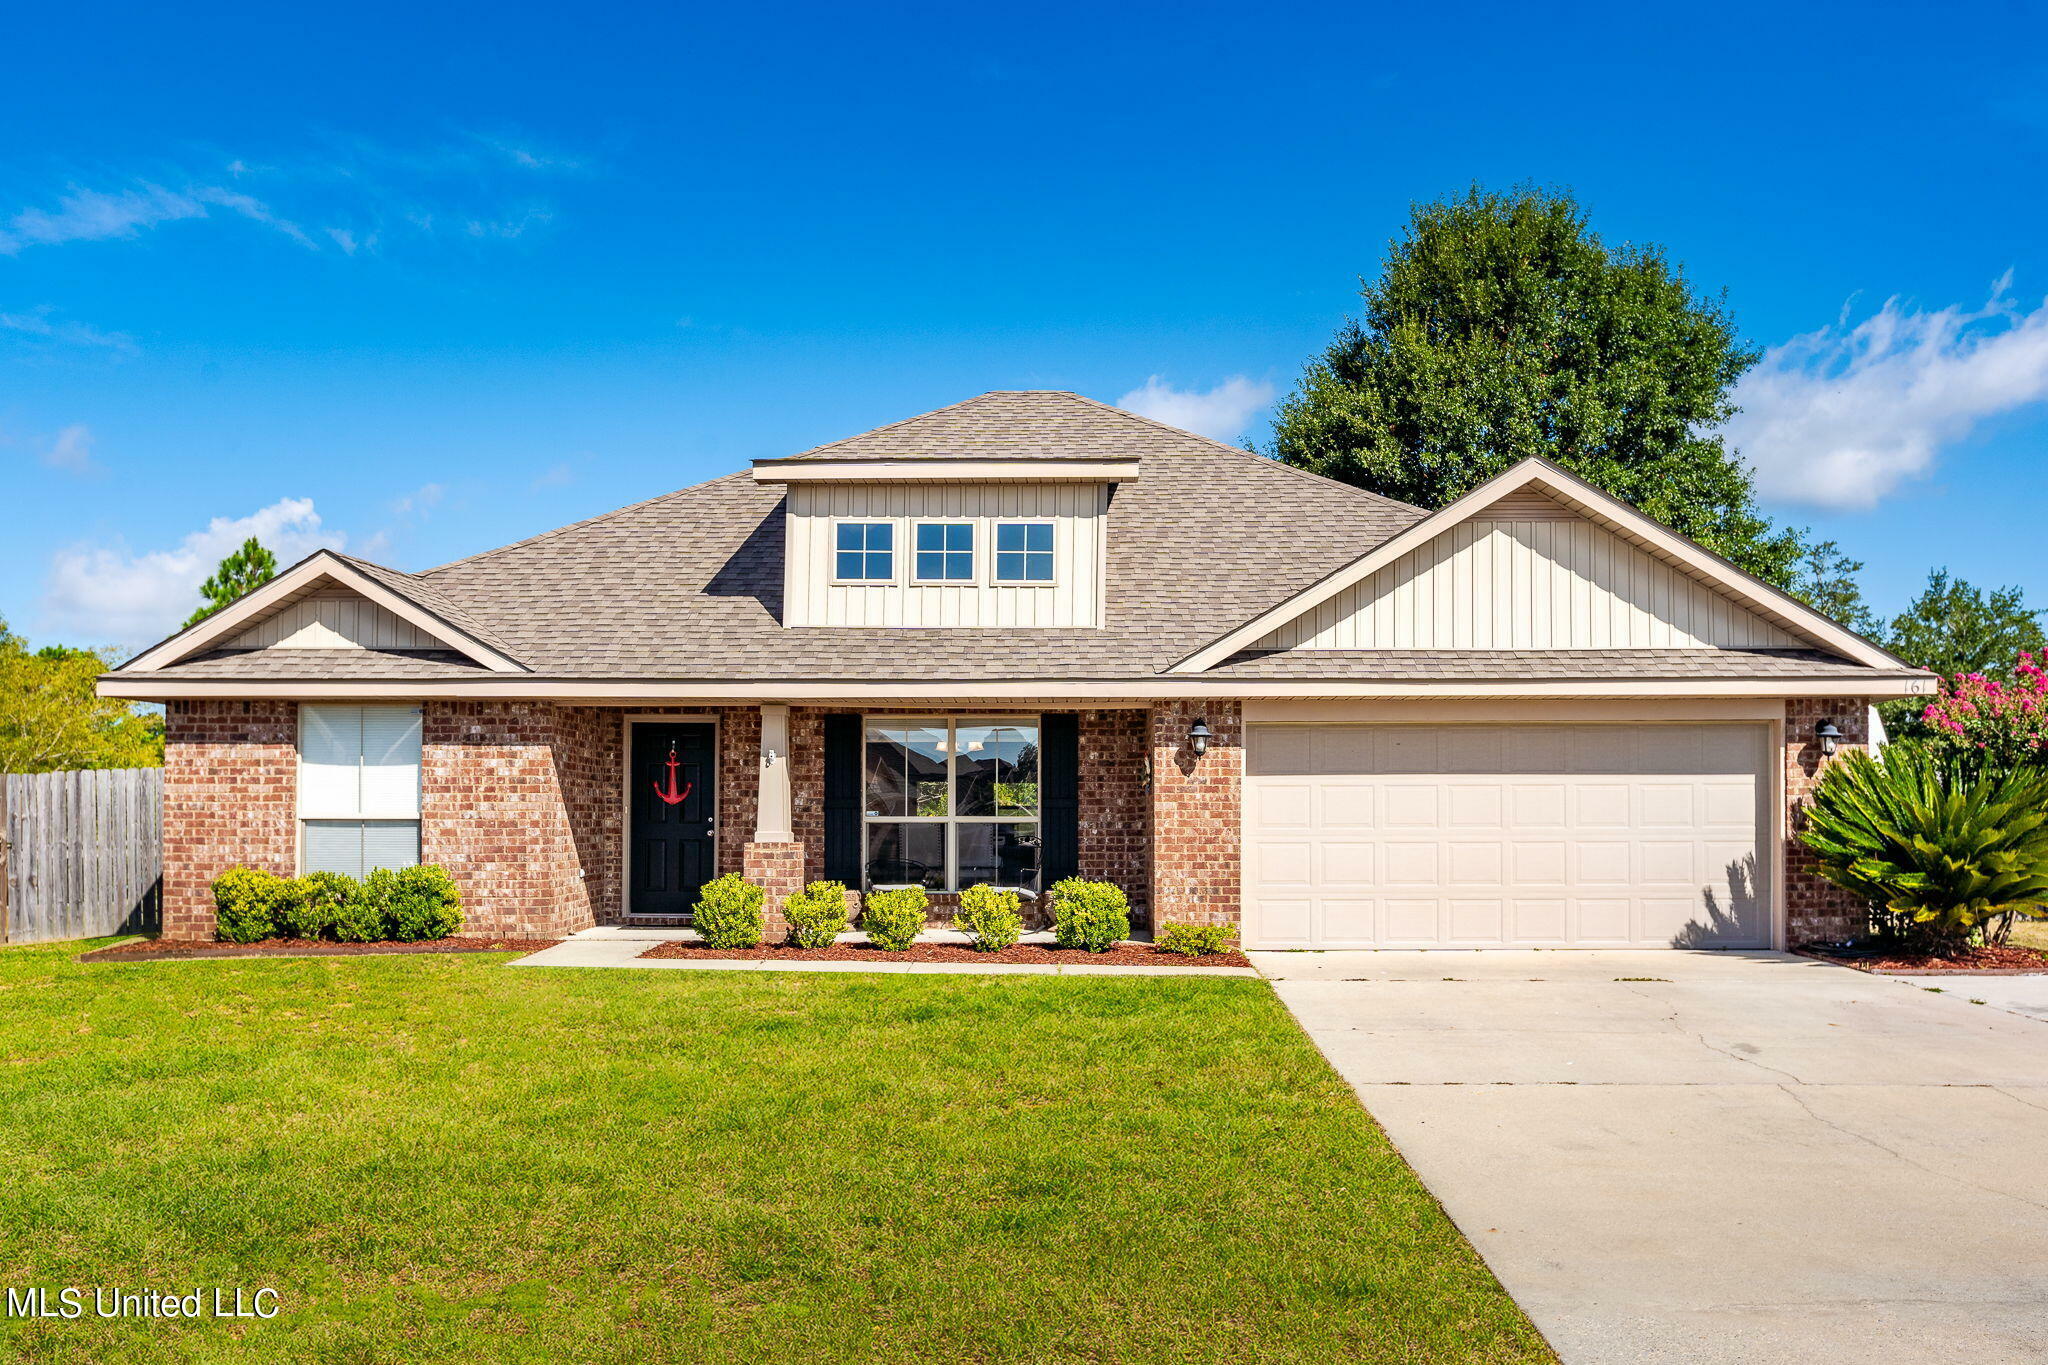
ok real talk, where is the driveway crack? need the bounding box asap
[1614,980,1806,1083]
[1776,1083,2048,1215]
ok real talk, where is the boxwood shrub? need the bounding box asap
[278,871,353,940]
[386,865,464,941]
[783,880,850,949]
[862,885,927,951]
[211,866,287,943]
[955,884,1022,952]
[693,873,766,949]
[1050,877,1131,953]
[1157,920,1236,957]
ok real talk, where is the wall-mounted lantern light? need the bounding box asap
[1816,720,1842,758]
[1188,719,1212,758]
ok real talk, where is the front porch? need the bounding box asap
[157,698,1240,940]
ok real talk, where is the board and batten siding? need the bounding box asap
[226,591,439,650]
[784,482,1108,628]
[1254,515,1801,651]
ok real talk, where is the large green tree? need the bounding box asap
[1270,184,1802,585]
[184,536,278,629]
[0,620,163,773]
[1789,540,1879,637]
[1883,570,2045,679]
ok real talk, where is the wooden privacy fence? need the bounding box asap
[1,768,162,944]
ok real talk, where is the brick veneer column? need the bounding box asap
[1784,697,1872,945]
[161,700,298,938]
[743,841,807,940]
[1079,708,1150,920]
[1147,700,1242,930]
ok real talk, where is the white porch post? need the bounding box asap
[755,703,794,843]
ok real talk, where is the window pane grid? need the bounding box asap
[913,522,974,582]
[862,718,1040,893]
[834,522,894,581]
[994,522,1055,583]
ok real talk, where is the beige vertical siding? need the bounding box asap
[1253,518,1800,650]
[784,482,1107,627]
[226,592,439,649]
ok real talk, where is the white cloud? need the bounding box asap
[1116,375,1276,442]
[39,498,343,649]
[1724,277,2048,509]
[390,482,444,517]
[40,423,95,474]
[0,308,135,352]
[0,181,309,255]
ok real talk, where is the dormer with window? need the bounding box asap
[753,451,1135,628]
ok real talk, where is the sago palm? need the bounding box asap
[1800,744,2048,948]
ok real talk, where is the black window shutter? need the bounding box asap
[823,714,862,885]
[1040,712,1080,886]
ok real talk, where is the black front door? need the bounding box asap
[629,722,717,916]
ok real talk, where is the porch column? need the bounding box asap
[743,703,804,938]
[754,704,794,842]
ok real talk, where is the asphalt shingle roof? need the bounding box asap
[135,391,1906,688]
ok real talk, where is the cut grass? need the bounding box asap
[0,944,1551,1364]
[2008,917,2048,955]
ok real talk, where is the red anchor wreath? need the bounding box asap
[652,743,695,806]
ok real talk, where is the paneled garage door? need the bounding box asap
[1243,724,1770,950]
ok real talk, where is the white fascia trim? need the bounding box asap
[1168,458,1913,674]
[752,458,1140,484]
[96,675,1932,702]
[119,552,527,674]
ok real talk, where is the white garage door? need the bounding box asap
[1243,724,1769,950]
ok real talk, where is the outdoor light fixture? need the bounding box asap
[1816,720,1842,758]
[1188,719,1212,757]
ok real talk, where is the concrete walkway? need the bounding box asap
[511,927,1258,977]
[1888,969,2048,1024]
[1254,949,2048,1365]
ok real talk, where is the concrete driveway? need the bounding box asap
[1256,950,2048,1365]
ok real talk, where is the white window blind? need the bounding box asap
[299,704,421,876]
[299,704,421,819]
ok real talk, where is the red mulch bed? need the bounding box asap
[639,940,1251,968]
[1800,944,2048,974]
[81,937,564,963]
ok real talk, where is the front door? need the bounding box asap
[629,722,717,916]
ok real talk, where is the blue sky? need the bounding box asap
[7,1,2048,649]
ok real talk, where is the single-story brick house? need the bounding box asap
[100,391,1931,949]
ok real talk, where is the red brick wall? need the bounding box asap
[1785,697,1873,944]
[1148,700,1242,930]
[161,700,298,938]
[421,702,592,937]
[1078,708,1150,919]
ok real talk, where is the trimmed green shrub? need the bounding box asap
[337,868,398,942]
[784,880,851,950]
[1157,920,1236,957]
[862,886,928,951]
[386,865,464,941]
[693,873,766,949]
[212,866,287,943]
[955,884,1022,952]
[1802,743,2048,954]
[278,871,354,940]
[1050,877,1131,953]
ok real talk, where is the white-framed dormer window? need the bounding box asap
[912,522,975,582]
[833,521,895,582]
[299,704,422,878]
[994,522,1055,583]
[862,717,1040,893]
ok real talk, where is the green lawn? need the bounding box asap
[0,944,1551,1364]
